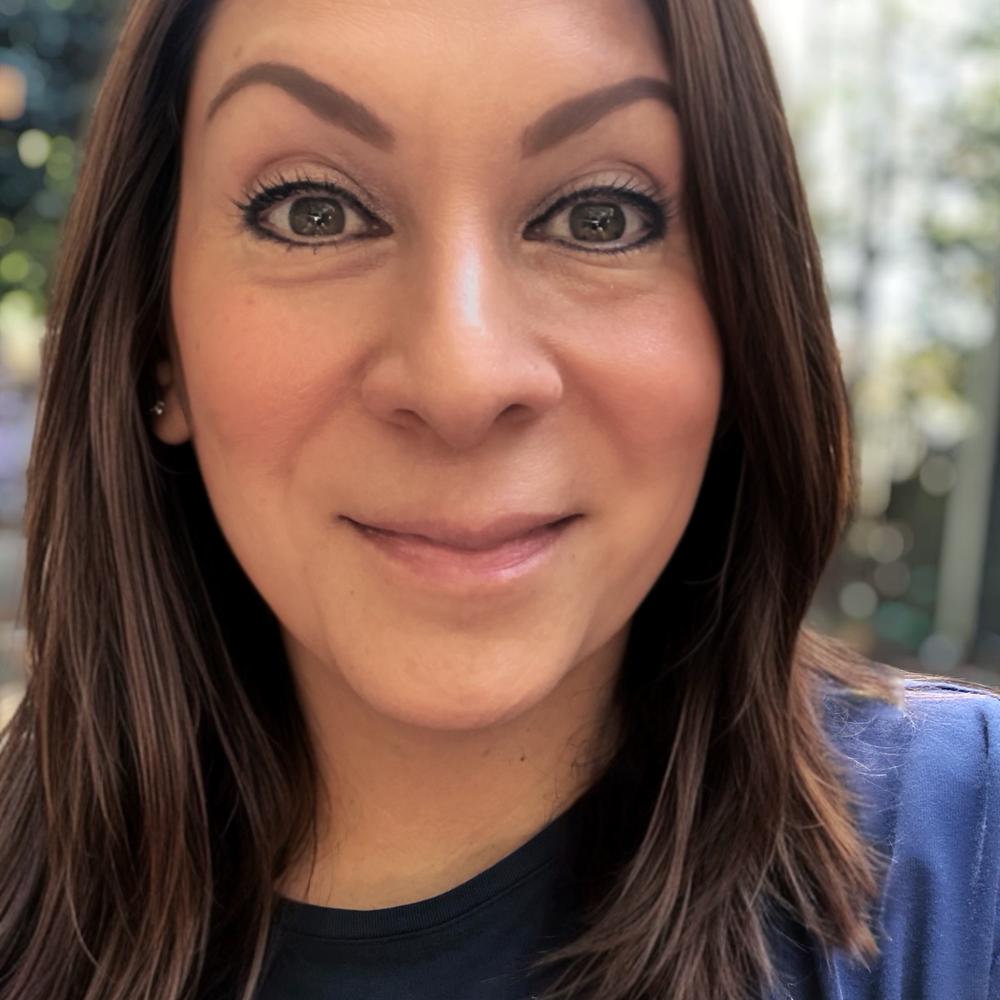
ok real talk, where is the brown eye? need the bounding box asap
[259,191,370,243]
[525,183,671,258]
[286,197,346,237]
[234,176,390,248]
[568,202,627,243]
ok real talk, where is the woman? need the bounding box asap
[1,0,997,998]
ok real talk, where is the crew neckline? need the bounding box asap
[274,793,588,941]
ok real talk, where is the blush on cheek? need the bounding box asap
[616,354,720,454]
[569,296,723,466]
[175,296,359,476]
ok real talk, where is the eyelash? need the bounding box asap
[231,169,676,259]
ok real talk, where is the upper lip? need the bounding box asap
[343,512,578,550]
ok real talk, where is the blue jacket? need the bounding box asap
[769,676,1000,999]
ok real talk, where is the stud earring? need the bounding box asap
[149,400,166,417]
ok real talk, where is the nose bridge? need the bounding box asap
[418,210,499,349]
[360,201,562,449]
[405,213,523,411]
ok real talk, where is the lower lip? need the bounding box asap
[347,516,579,588]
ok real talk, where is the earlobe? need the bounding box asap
[149,359,193,445]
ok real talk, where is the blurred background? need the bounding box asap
[0,0,997,725]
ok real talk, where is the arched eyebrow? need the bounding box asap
[204,62,677,158]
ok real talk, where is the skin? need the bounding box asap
[157,0,724,908]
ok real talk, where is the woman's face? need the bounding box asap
[161,0,724,731]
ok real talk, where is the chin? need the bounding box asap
[345,651,568,734]
[391,702,527,733]
[373,678,557,733]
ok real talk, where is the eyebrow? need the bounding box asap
[204,62,677,158]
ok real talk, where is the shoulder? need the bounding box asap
[820,673,1000,833]
[821,669,1000,738]
[894,676,1000,785]
[792,673,1000,998]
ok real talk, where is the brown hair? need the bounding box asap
[0,1,908,998]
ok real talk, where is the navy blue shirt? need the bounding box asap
[256,676,1000,999]
[256,793,583,999]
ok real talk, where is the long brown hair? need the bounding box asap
[0,1,906,998]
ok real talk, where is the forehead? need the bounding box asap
[187,0,672,140]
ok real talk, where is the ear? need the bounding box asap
[149,355,193,445]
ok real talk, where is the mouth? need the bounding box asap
[341,513,581,551]
[343,513,582,588]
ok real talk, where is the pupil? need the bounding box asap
[570,203,625,243]
[289,197,344,237]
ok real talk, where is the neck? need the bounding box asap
[276,634,625,910]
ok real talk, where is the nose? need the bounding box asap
[359,232,563,451]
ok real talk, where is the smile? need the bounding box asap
[345,515,581,589]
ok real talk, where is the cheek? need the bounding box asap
[562,283,723,641]
[568,283,723,477]
[170,277,364,479]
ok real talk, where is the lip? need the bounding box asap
[342,513,578,550]
[344,514,580,588]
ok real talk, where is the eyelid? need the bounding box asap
[251,164,379,213]
[531,171,669,218]
[530,183,667,231]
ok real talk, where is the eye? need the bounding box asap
[524,180,675,258]
[232,171,390,249]
[232,171,675,257]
